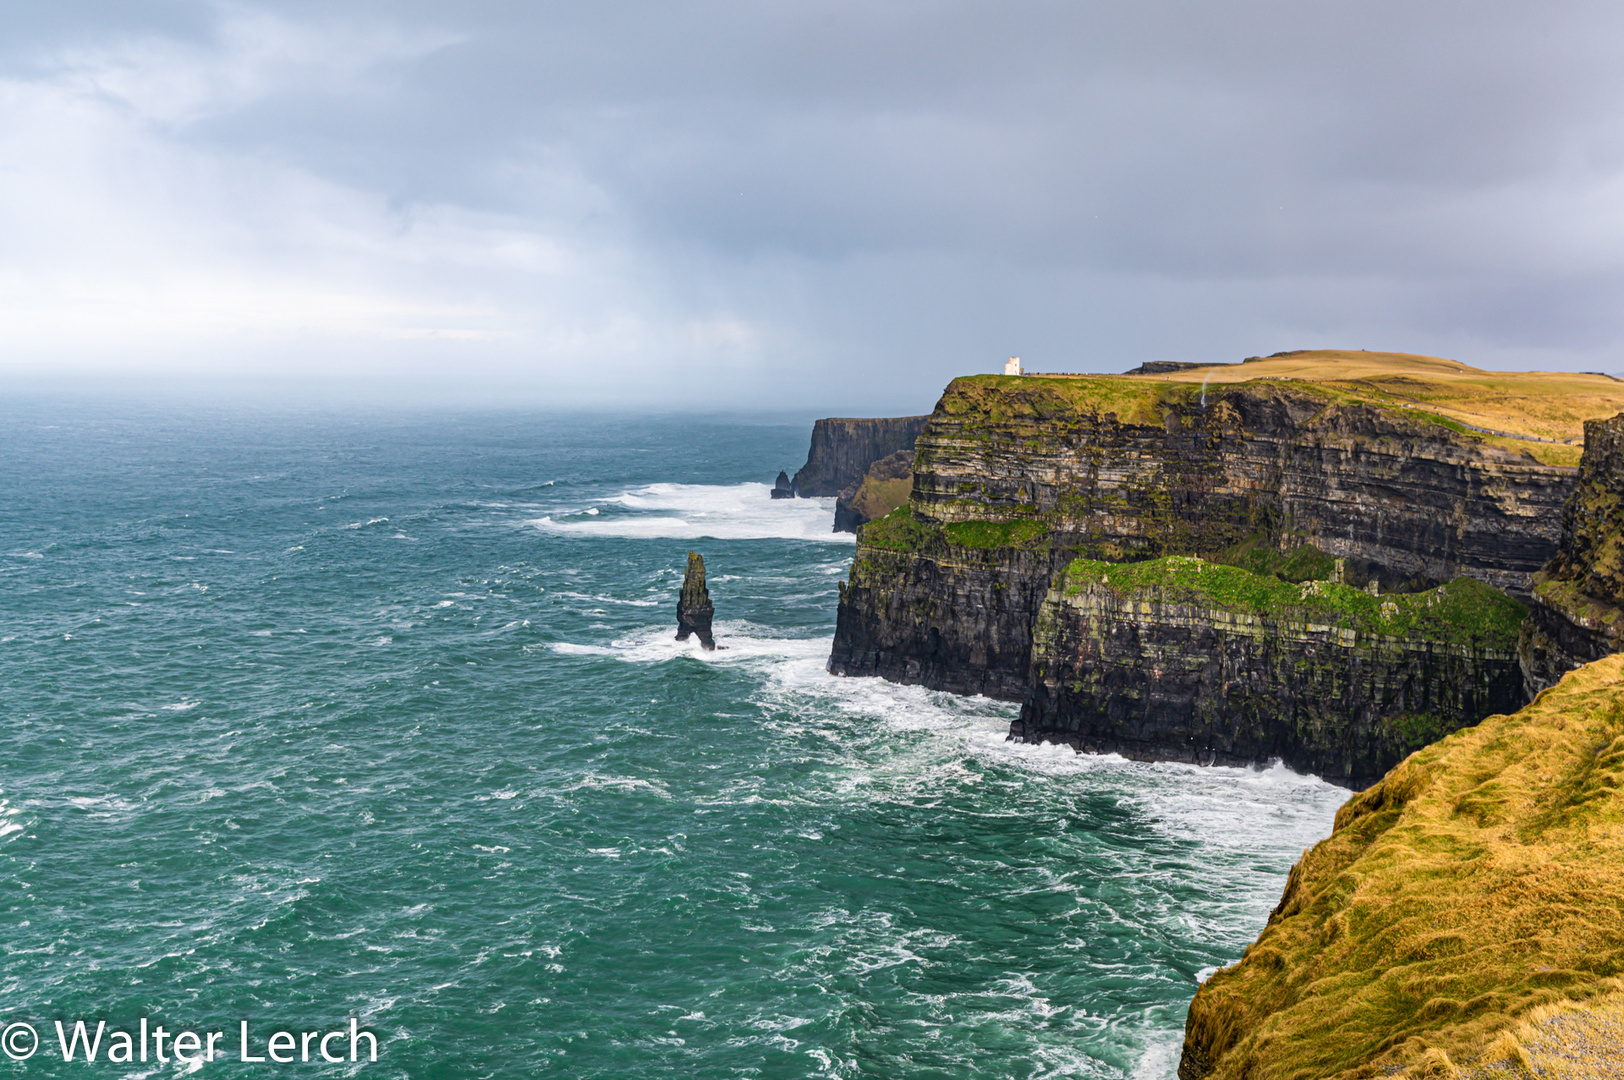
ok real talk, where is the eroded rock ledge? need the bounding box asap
[1015,558,1526,788]
[1520,412,1624,696]
[832,375,1576,703]
[791,416,928,498]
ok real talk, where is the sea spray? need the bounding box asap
[0,405,1343,1079]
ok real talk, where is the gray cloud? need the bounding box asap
[3,1,1623,408]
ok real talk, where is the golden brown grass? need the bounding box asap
[1182,654,1624,1080]
[1462,991,1624,1079]
[847,475,911,524]
[1120,350,1624,465]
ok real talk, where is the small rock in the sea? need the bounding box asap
[771,471,797,499]
[676,550,719,650]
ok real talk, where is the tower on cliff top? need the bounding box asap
[1004,356,1023,376]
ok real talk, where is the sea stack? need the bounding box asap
[771,471,797,499]
[676,551,717,650]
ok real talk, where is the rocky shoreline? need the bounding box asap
[809,360,1624,1077]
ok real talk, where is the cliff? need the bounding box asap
[830,507,1077,698]
[1015,557,1526,789]
[1519,413,1624,697]
[791,416,929,497]
[832,373,1576,702]
[1178,653,1624,1079]
[833,449,913,533]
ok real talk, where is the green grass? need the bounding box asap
[939,374,1197,427]
[1184,653,1624,1079]
[943,518,1050,548]
[1214,533,1338,583]
[858,505,1053,554]
[857,504,936,552]
[1058,556,1526,649]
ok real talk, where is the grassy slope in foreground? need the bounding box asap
[1182,654,1624,1080]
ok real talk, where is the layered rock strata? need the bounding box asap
[676,551,716,650]
[1519,412,1624,696]
[833,449,913,533]
[831,509,1076,699]
[1179,653,1624,1079]
[792,416,929,497]
[832,376,1576,700]
[1014,558,1527,788]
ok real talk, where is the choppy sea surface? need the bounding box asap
[0,404,1347,1078]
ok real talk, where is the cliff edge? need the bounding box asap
[1520,412,1624,697]
[792,416,929,498]
[832,371,1576,703]
[833,449,913,533]
[1016,557,1526,788]
[1178,653,1624,1079]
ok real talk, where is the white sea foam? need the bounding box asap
[529,483,851,542]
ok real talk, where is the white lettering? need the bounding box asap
[320,1030,344,1062]
[268,1031,295,1063]
[239,1021,265,1063]
[350,1018,377,1062]
[54,1021,104,1061]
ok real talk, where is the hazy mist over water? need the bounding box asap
[4,3,1624,405]
[0,403,1346,1077]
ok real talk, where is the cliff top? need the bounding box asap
[957,350,1624,466]
[1180,652,1624,1079]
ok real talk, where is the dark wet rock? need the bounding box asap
[770,471,797,499]
[792,416,929,497]
[832,377,1576,702]
[1520,412,1624,696]
[676,551,717,650]
[1015,564,1526,789]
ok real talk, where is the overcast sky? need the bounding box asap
[3,1,1623,409]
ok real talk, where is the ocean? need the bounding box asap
[0,404,1347,1078]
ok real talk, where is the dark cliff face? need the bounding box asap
[833,449,913,534]
[910,380,1571,594]
[831,376,1575,702]
[1519,412,1624,695]
[829,512,1075,700]
[1015,562,1527,789]
[792,416,929,498]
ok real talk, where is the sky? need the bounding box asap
[3,1,1623,410]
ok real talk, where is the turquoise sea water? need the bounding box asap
[0,404,1347,1078]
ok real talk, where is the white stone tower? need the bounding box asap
[1004,356,1023,376]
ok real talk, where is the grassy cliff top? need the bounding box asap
[1059,556,1526,650]
[946,351,1624,466]
[1181,652,1624,1079]
[1130,351,1624,449]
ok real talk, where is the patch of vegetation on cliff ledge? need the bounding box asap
[1181,653,1624,1079]
[856,504,935,552]
[858,505,1052,553]
[1213,534,1338,584]
[1060,556,1525,649]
